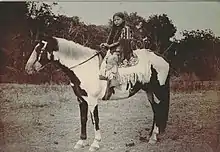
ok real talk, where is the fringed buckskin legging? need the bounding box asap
[100,50,119,80]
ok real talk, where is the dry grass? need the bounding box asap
[171,81,220,92]
[0,84,220,152]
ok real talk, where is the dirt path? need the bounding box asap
[0,84,220,152]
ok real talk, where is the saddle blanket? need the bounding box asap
[100,49,169,86]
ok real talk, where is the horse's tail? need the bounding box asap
[149,66,170,133]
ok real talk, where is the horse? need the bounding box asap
[25,36,170,151]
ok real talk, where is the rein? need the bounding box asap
[68,50,102,69]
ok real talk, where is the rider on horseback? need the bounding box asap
[99,12,134,87]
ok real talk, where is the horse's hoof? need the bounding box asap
[89,146,99,152]
[74,140,89,149]
[148,138,157,144]
[74,143,83,149]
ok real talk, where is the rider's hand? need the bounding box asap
[100,43,109,48]
[100,43,104,48]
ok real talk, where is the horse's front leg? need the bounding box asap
[74,98,89,149]
[89,104,101,151]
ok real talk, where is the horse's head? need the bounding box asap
[25,37,58,75]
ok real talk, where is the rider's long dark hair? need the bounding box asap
[106,12,126,44]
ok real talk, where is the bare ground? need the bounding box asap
[0,84,220,152]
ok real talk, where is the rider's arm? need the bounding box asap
[109,42,119,48]
[103,26,133,49]
[100,42,119,50]
[109,26,133,48]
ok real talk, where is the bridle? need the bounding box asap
[33,40,55,70]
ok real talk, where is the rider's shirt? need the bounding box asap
[120,26,133,40]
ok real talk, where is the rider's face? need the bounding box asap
[113,16,124,26]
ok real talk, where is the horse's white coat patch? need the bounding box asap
[146,51,169,85]
[153,94,161,104]
[83,96,98,111]
[94,130,101,141]
[149,123,159,144]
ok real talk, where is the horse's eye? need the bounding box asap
[35,46,41,53]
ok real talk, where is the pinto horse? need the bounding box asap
[25,36,170,151]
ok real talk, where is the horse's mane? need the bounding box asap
[54,37,97,59]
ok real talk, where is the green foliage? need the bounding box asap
[0,2,31,77]
[26,2,57,40]
[174,29,220,80]
[143,14,177,54]
[0,2,29,23]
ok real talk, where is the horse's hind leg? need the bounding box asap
[74,98,89,149]
[149,101,160,144]
[145,78,170,144]
[145,91,159,144]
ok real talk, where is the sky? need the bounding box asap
[50,1,220,39]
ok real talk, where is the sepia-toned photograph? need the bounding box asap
[0,0,220,152]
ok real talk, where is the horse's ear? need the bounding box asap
[34,40,40,44]
[33,40,43,49]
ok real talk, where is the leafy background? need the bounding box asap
[0,2,220,84]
